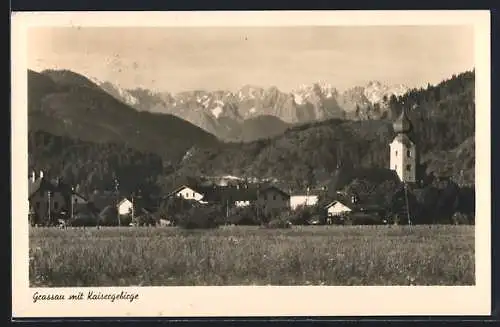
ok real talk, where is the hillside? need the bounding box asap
[423,136,475,187]
[28,69,219,165]
[173,71,475,190]
[222,115,290,143]
[28,130,165,197]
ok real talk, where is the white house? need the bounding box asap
[290,195,319,210]
[117,198,134,216]
[170,185,206,202]
[325,200,353,217]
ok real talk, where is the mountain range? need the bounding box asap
[95,77,408,142]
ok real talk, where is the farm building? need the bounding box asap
[167,184,207,203]
[28,171,76,225]
[324,191,387,225]
[117,198,134,216]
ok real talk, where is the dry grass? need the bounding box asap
[29,225,474,287]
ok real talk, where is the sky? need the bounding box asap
[28,26,474,93]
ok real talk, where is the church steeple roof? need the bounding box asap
[393,108,412,134]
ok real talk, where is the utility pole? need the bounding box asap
[115,178,120,227]
[404,183,412,226]
[47,190,52,226]
[71,187,74,220]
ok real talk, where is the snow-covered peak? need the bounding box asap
[363,81,409,104]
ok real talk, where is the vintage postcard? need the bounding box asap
[11,10,491,318]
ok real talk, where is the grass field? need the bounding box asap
[29,225,475,287]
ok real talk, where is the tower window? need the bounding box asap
[407,150,411,157]
[395,150,398,157]
[406,164,411,171]
[395,165,398,171]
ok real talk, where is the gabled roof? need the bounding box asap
[118,198,132,206]
[28,177,69,199]
[167,184,207,197]
[72,192,88,202]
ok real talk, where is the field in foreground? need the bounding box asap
[29,225,474,286]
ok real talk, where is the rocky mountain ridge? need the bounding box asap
[93,76,409,141]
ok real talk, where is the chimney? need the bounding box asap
[39,170,44,179]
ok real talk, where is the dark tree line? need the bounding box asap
[28,130,164,198]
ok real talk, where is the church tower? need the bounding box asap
[389,108,417,183]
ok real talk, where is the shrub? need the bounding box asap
[452,212,471,225]
[227,206,260,226]
[344,212,385,225]
[288,206,313,225]
[133,213,156,227]
[265,218,292,229]
[68,214,98,227]
[176,204,224,229]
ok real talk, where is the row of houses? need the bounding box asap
[29,168,385,226]
[28,171,153,225]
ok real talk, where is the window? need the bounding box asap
[192,192,195,198]
[35,202,40,209]
[273,195,277,201]
[407,149,411,157]
[406,164,411,171]
[395,150,398,157]
[395,164,398,170]
[54,202,59,210]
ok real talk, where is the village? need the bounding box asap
[27,109,472,228]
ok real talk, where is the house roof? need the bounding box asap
[72,192,88,202]
[167,184,208,198]
[324,189,385,212]
[118,198,132,206]
[28,177,73,199]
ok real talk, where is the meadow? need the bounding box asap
[29,225,475,287]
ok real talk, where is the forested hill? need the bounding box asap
[28,69,219,165]
[29,130,166,197]
[175,71,475,189]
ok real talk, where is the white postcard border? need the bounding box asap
[11,10,491,317]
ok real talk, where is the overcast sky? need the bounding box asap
[28,26,474,93]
